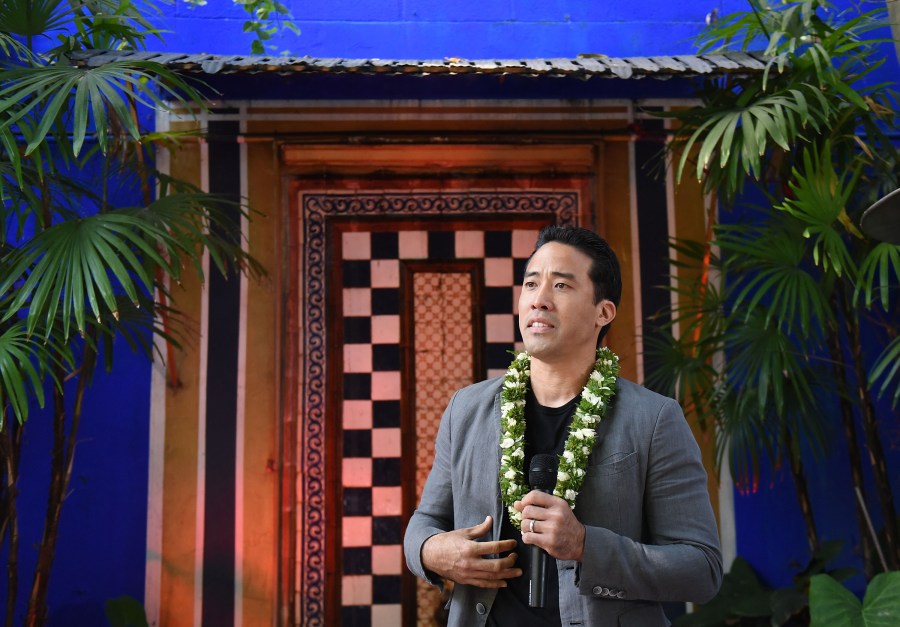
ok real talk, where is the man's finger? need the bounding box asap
[471,538,517,557]
[519,490,562,508]
[475,552,519,572]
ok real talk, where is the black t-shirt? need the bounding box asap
[487,389,580,627]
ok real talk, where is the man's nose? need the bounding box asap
[531,285,552,310]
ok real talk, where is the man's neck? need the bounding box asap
[529,356,594,408]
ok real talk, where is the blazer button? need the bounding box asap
[616,591,626,599]
[592,586,603,596]
[476,603,487,615]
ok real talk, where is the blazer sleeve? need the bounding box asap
[404,390,458,586]
[576,397,723,604]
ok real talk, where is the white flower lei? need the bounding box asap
[498,347,619,530]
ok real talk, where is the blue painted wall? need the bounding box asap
[5,344,151,625]
[156,0,750,58]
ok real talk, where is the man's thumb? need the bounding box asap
[466,515,492,538]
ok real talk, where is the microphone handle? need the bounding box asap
[529,543,548,607]
[528,486,553,608]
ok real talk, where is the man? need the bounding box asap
[404,225,722,626]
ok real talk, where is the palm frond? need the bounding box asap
[0,61,207,160]
[670,83,834,194]
[85,292,195,374]
[643,331,721,430]
[0,318,71,427]
[0,188,264,341]
[66,0,167,54]
[0,212,174,340]
[869,336,900,409]
[855,242,900,310]
[723,306,818,419]
[133,190,266,280]
[776,142,861,278]
[0,0,73,39]
[717,220,832,337]
[715,391,778,492]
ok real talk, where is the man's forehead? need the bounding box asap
[524,242,591,276]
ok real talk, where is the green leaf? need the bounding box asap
[831,76,870,110]
[810,574,862,627]
[856,243,900,309]
[811,572,900,627]
[0,320,69,426]
[869,336,900,409]
[861,571,900,626]
[698,113,737,173]
[104,595,149,627]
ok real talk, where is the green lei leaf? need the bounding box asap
[498,347,619,530]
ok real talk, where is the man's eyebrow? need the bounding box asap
[523,270,578,281]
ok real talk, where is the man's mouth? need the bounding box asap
[528,319,554,329]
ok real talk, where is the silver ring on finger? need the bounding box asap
[529,519,536,533]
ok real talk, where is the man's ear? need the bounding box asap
[596,299,617,330]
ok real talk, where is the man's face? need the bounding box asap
[517,242,616,365]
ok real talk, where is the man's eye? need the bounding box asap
[524,281,536,288]
[555,283,568,289]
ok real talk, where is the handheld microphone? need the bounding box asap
[528,453,559,608]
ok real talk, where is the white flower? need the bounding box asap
[583,390,601,405]
[557,470,570,482]
[575,468,585,478]
[509,483,519,493]
[500,437,515,449]
[565,489,577,501]
[512,448,525,458]
[504,469,516,480]
[582,446,590,455]
[574,428,595,440]
[501,402,517,414]
[590,370,605,383]
[563,450,575,463]
[510,510,522,523]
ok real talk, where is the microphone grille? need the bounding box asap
[529,454,558,491]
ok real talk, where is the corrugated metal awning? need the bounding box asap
[68,50,767,80]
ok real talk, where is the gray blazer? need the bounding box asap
[404,376,723,627]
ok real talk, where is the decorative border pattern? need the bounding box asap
[297,191,578,625]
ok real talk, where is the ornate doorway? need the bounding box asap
[286,184,589,625]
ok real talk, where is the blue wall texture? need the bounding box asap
[155,0,751,58]
[5,1,898,624]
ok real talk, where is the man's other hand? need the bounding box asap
[421,515,522,588]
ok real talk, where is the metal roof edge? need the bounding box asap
[67,49,769,80]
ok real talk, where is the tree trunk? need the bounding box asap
[25,343,96,627]
[826,317,876,578]
[1,416,22,627]
[784,427,818,553]
[845,305,900,569]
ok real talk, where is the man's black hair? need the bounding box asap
[529,224,622,345]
